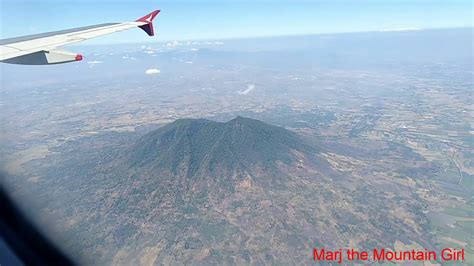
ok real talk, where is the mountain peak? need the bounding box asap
[227,115,248,123]
[226,116,265,127]
[127,117,313,180]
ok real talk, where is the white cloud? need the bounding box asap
[165,40,183,48]
[238,84,255,95]
[87,60,103,64]
[164,40,224,49]
[122,55,137,60]
[145,68,161,75]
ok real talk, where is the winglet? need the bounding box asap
[135,10,160,36]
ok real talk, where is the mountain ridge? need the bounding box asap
[127,117,314,181]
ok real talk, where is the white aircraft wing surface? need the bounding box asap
[0,10,160,65]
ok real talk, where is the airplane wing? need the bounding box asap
[0,10,160,65]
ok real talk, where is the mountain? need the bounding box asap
[127,116,314,187]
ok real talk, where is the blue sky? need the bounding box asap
[0,0,472,44]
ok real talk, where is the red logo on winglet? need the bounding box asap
[135,10,160,23]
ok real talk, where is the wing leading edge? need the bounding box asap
[0,10,160,65]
